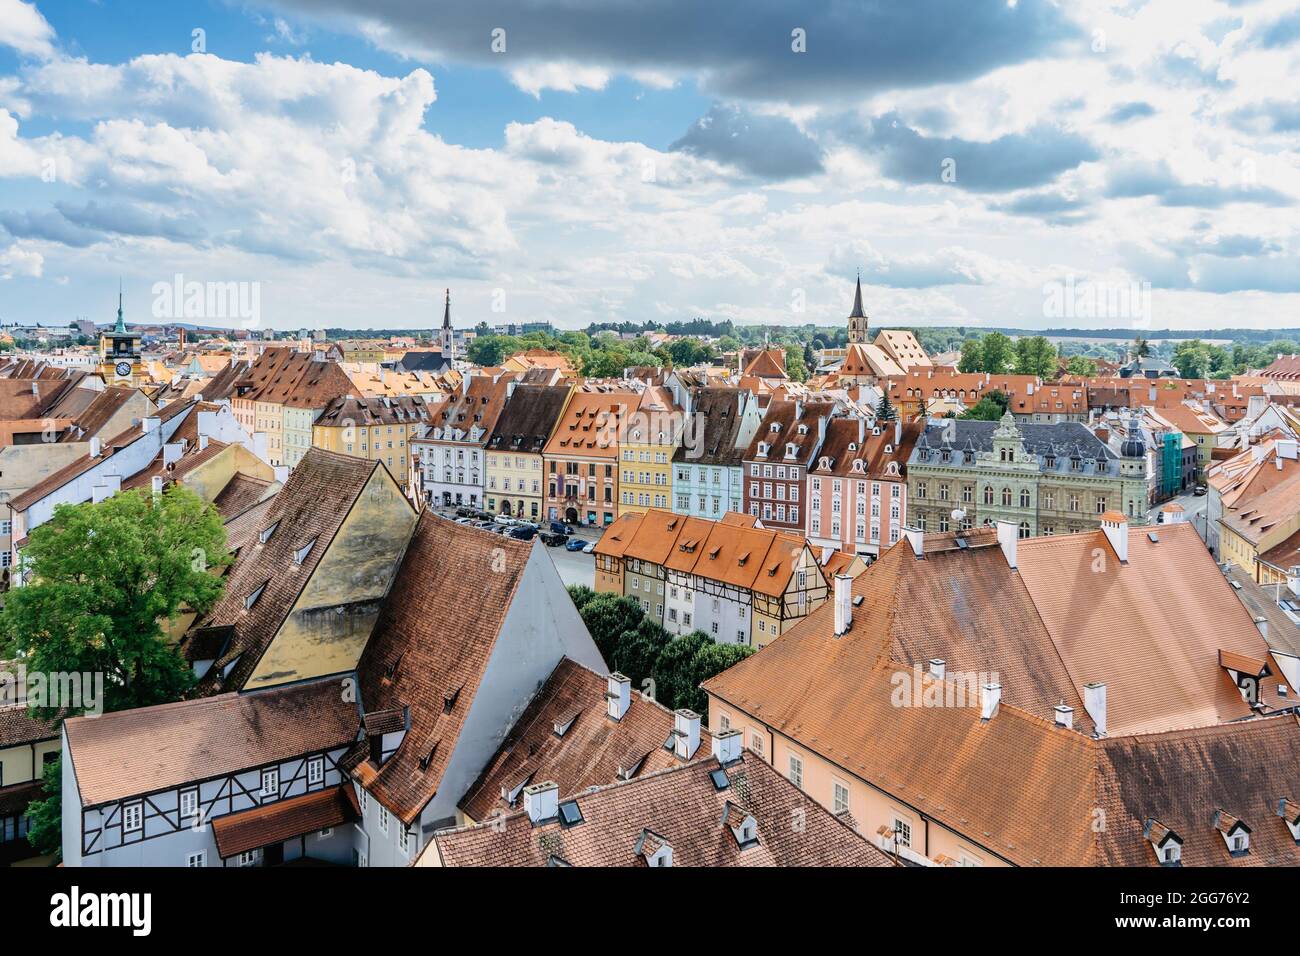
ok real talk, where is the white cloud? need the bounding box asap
[508,62,610,98]
[0,0,56,60]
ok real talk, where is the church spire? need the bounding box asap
[114,283,126,334]
[439,288,455,361]
[442,288,451,331]
[849,271,866,319]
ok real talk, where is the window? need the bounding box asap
[399,826,411,857]
[308,756,324,785]
[1019,489,1030,508]
[186,850,206,867]
[123,801,143,833]
[788,754,803,789]
[237,850,257,867]
[180,788,198,821]
[749,732,764,756]
[719,713,731,732]
[894,818,912,848]
[260,768,279,797]
[378,805,390,835]
[1001,487,1012,507]
[833,781,850,815]
[245,580,268,609]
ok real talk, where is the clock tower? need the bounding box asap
[98,291,145,387]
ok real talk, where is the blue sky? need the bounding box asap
[0,0,1298,331]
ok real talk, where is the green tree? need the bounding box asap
[978,332,1014,373]
[784,344,808,383]
[566,584,597,612]
[957,337,983,373]
[959,389,1011,421]
[23,755,61,859]
[0,486,230,715]
[650,631,711,711]
[876,392,896,422]
[611,617,672,690]
[1132,335,1151,359]
[679,642,754,718]
[1013,336,1057,378]
[666,339,714,367]
[578,593,645,662]
[1172,340,1211,379]
[467,334,508,366]
[1065,355,1097,377]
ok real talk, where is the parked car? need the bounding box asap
[1193,485,1207,496]
[582,542,595,554]
[565,538,587,552]
[508,525,537,541]
[540,531,568,547]
[550,521,572,536]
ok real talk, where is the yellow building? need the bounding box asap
[484,383,571,521]
[312,395,433,488]
[618,385,681,516]
[0,668,60,863]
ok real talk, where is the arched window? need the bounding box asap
[1018,521,1031,539]
[1019,489,1030,508]
[983,485,994,505]
[1001,487,1012,507]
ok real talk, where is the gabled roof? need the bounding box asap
[671,387,749,467]
[63,680,358,807]
[350,514,534,825]
[189,448,378,693]
[429,753,894,867]
[459,658,714,821]
[486,384,570,454]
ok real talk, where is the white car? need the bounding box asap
[582,542,595,554]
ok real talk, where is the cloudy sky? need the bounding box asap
[0,0,1297,333]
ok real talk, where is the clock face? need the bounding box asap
[115,361,132,378]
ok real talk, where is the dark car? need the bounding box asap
[565,537,587,552]
[540,531,568,547]
[1193,485,1207,496]
[508,525,537,541]
[550,520,571,536]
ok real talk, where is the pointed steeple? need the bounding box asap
[849,271,866,319]
[114,285,126,334]
[442,288,452,331]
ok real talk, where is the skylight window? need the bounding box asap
[558,800,583,827]
[709,768,730,791]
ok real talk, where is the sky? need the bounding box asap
[0,0,1297,334]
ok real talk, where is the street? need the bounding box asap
[425,505,598,590]
[1147,489,1209,542]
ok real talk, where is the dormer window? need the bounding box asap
[1213,810,1251,857]
[722,802,759,849]
[1143,819,1182,866]
[293,538,317,566]
[851,459,865,473]
[258,521,279,545]
[245,581,268,609]
[797,424,808,435]
[769,423,780,433]
[785,443,797,459]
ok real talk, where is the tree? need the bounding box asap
[650,631,712,711]
[978,332,1014,373]
[959,389,1010,421]
[0,486,230,716]
[1065,355,1097,377]
[957,337,983,373]
[467,334,508,367]
[666,339,714,367]
[566,584,597,612]
[680,642,754,718]
[23,755,61,859]
[611,617,672,690]
[1132,335,1150,360]
[876,392,896,422]
[784,344,808,383]
[1172,340,1211,379]
[1013,336,1057,378]
[578,593,645,662]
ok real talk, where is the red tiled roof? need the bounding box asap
[211,784,359,859]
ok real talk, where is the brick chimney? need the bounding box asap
[522,781,559,824]
[1100,511,1129,564]
[672,709,701,760]
[833,573,853,636]
[605,671,631,721]
[1084,682,1107,737]
[712,729,742,765]
[996,520,1018,570]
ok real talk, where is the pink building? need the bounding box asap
[806,418,920,557]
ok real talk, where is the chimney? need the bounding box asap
[712,728,742,765]
[996,520,1018,570]
[1083,682,1107,737]
[522,781,559,824]
[980,682,1002,720]
[928,658,946,680]
[151,475,164,497]
[902,526,924,558]
[673,709,701,760]
[605,671,631,721]
[199,434,209,451]
[89,436,101,458]
[1100,511,1129,564]
[30,381,38,396]
[141,416,161,433]
[894,418,902,447]
[1254,615,1268,641]
[1054,702,1074,729]
[833,573,853,636]
[1279,439,1298,461]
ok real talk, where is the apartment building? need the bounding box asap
[312,395,433,488]
[670,386,761,520]
[741,400,835,534]
[618,385,681,516]
[411,373,515,511]
[806,418,920,557]
[485,383,571,520]
[542,388,634,527]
